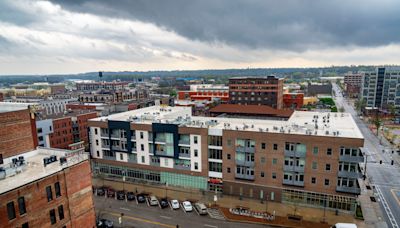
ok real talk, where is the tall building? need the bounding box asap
[76,81,129,91]
[344,72,363,98]
[0,105,95,228]
[361,67,400,110]
[228,76,284,109]
[89,106,364,213]
[178,84,229,102]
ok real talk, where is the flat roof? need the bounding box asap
[91,106,363,139]
[0,102,35,113]
[209,104,293,118]
[0,147,88,195]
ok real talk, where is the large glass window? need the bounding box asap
[208,136,222,146]
[208,149,222,159]
[209,162,222,172]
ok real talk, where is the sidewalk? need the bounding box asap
[94,178,366,227]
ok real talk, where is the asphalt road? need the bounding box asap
[333,83,400,228]
[94,195,272,228]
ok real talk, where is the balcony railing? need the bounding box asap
[235,159,255,167]
[235,173,255,180]
[284,150,306,158]
[174,164,191,170]
[338,170,362,179]
[103,155,116,161]
[128,154,137,163]
[178,139,190,145]
[236,146,255,153]
[179,153,191,158]
[154,137,166,143]
[339,154,364,163]
[283,165,305,172]
[101,144,110,150]
[336,186,361,194]
[283,179,304,187]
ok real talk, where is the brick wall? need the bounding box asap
[0,109,35,159]
[50,117,73,149]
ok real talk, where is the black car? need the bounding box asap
[97,219,114,228]
[97,188,105,196]
[126,192,135,201]
[137,194,146,203]
[160,198,169,209]
[116,191,125,200]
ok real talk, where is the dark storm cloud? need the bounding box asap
[51,0,400,51]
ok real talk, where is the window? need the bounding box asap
[17,196,27,215]
[325,164,331,171]
[227,167,231,173]
[313,147,319,155]
[194,162,198,170]
[120,153,123,160]
[261,172,265,177]
[324,179,330,186]
[208,149,222,159]
[194,149,198,157]
[37,128,43,133]
[96,140,99,146]
[194,136,198,144]
[227,139,232,146]
[272,173,277,179]
[95,128,98,135]
[261,157,265,163]
[311,177,316,184]
[7,201,16,220]
[96,151,100,157]
[140,132,144,139]
[46,186,53,202]
[327,148,332,155]
[141,144,144,151]
[208,136,222,146]
[227,154,231,160]
[141,156,145,163]
[22,223,29,228]
[38,136,44,141]
[208,162,222,172]
[55,182,61,198]
[272,158,277,165]
[50,209,56,224]
[312,162,317,170]
[261,143,266,149]
[273,144,278,150]
[58,205,64,220]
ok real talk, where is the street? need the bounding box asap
[333,83,400,228]
[94,195,272,228]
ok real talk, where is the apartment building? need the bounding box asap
[344,72,363,98]
[178,84,229,102]
[361,67,400,110]
[36,110,97,150]
[76,81,129,91]
[229,76,284,109]
[89,106,364,212]
[0,105,95,228]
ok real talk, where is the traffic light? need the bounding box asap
[380,160,382,164]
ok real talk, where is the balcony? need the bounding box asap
[178,139,190,145]
[103,155,116,161]
[154,137,166,143]
[339,154,364,163]
[101,144,110,150]
[155,150,173,157]
[336,186,361,195]
[235,159,255,167]
[100,132,108,138]
[111,145,127,152]
[283,165,305,172]
[150,161,160,167]
[283,179,304,187]
[284,150,306,158]
[236,146,255,153]
[128,154,137,163]
[235,173,255,180]
[338,170,362,179]
[179,153,191,158]
[174,164,191,170]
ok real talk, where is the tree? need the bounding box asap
[339,106,345,113]
[388,104,396,117]
[372,116,382,136]
[355,98,366,114]
[169,89,177,97]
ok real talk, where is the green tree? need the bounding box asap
[372,116,382,136]
[388,104,396,117]
[355,98,366,114]
[169,89,177,97]
[339,106,345,113]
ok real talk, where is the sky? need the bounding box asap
[0,0,400,74]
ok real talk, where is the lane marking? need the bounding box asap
[204,224,218,228]
[160,215,172,219]
[103,211,175,228]
[375,186,399,228]
[120,207,130,211]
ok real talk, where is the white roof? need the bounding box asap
[0,147,88,195]
[0,102,35,113]
[92,106,363,139]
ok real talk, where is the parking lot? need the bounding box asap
[94,187,269,228]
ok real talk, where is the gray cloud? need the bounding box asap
[51,0,400,51]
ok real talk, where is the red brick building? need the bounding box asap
[178,84,229,102]
[283,93,304,109]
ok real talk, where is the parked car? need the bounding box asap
[194,203,208,215]
[171,200,180,210]
[149,196,159,206]
[126,192,135,201]
[97,188,105,196]
[97,219,114,228]
[160,198,169,208]
[182,201,193,212]
[137,194,146,203]
[107,188,115,198]
[116,191,125,200]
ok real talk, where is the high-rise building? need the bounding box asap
[228,76,284,109]
[361,67,400,110]
[0,104,95,228]
[344,72,363,98]
[89,106,364,213]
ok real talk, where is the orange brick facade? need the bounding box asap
[0,160,95,228]
[283,93,304,109]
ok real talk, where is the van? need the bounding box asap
[149,196,158,206]
[194,203,208,215]
[331,223,357,228]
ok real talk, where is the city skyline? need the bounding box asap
[1,0,400,74]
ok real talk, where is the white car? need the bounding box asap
[182,201,193,212]
[171,199,180,210]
